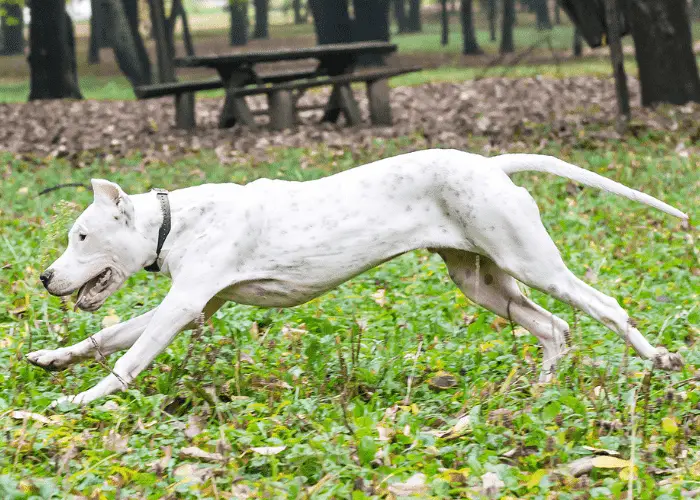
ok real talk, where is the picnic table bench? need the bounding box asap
[134,42,421,130]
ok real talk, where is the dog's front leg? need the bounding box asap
[28,310,156,371]
[51,286,211,407]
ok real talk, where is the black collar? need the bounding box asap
[144,189,171,273]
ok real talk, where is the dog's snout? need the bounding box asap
[39,269,54,288]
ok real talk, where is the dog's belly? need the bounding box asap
[218,278,344,308]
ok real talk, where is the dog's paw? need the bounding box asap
[26,348,74,371]
[653,347,684,371]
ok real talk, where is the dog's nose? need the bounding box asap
[39,269,53,288]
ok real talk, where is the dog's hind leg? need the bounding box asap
[439,250,569,381]
[473,187,683,371]
[27,298,225,371]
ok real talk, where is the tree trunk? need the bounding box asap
[89,0,106,63]
[407,0,421,32]
[603,0,629,130]
[441,0,449,45]
[554,1,560,24]
[148,0,175,82]
[393,0,409,32]
[461,0,482,54]
[628,0,700,106]
[309,0,352,44]
[500,0,514,53]
[169,0,195,56]
[28,4,82,100]
[229,0,248,46]
[293,0,305,24]
[572,27,582,57]
[1,2,24,55]
[102,0,152,85]
[253,0,269,38]
[353,0,390,65]
[534,0,551,29]
[487,0,497,41]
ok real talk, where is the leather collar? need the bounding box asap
[144,189,171,272]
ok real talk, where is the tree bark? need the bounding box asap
[148,0,175,82]
[461,0,482,54]
[407,0,421,32]
[89,0,106,63]
[487,0,497,41]
[572,27,582,57]
[554,1,561,24]
[169,0,195,56]
[628,0,700,106]
[253,0,269,38]
[353,0,390,65]
[28,4,82,100]
[441,0,449,46]
[309,0,352,44]
[293,0,305,24]
[1,2,24,55]
[500,0,514,53]
[229,0,249,46]
[534,0,551,29]
[603,0,629,131]
[102,0,152,86]
[393,0,409,33]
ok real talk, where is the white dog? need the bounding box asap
[30,149,687,406]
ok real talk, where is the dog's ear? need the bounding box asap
[91,179,134,224]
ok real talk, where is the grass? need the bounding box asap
[0,131,698,498]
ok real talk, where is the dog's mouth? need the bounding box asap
[74,267,113,312]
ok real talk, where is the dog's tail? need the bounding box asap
[490,153,688,219]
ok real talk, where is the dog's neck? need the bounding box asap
[132,191,174,272]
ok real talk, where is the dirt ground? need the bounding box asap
[1,77,698,165]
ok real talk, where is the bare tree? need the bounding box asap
[103,0,152,85]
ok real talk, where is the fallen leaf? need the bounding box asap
[179,446,225,463]
[103,430,128,453]
[526,469,547,488]
[662,416,679,435]
[250,445,286,456]
[185,414,206,439]
[11,410,61,425]
[149,445,172,476]
[481,471,505,498]
[582,445,620,456]
[173,463,213,484]
[591,456,631,469]
[371,288,387,307]
[428,371,458,390]
[101,312,121,329]
[387,473,428,496]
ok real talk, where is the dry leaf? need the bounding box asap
[428,371,458,390]
[185,414,206,439]
[371,288,387,307]
[481,471,505,498]
[173,463,213,484]
[179,446,225,463]
[101,312,121,329]
[103,430,128,453]
[591,456,631,469]
[387,473,428,496]
[11,410,61,425]
[250,445,286,456]
[149,445,172,476]
[582,445,620,456]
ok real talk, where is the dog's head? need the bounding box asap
[40,179,147,312]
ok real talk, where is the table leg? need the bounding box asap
[366,79,392,126]
[268,89,295,130]
[322,83,361,126]
[175,92,196,129]
[218,69,256,129]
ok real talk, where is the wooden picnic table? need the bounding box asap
[170,41,418,130]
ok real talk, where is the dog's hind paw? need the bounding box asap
[653,347,684,371]
[26,348,74,371]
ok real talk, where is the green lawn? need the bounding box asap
[0,132,697,498]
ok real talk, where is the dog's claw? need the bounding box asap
[653,347,684,371]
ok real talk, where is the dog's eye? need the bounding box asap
[79,233,87,241]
